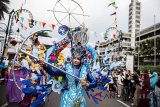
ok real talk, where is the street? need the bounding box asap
[0,84,131,107]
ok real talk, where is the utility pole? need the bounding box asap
[154,15,156,67]
[138,30,140,70]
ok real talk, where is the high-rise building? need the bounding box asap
[128,0,141,48]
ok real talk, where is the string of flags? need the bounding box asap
[107,0,118,28]
[14,10,55,30]
[14,2,55,31]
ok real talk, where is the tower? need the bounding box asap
[128,0,141,48]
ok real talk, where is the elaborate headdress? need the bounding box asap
[70,31,96,65]
[71,42,86,59]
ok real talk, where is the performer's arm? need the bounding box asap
[43,65,66,77]
[86,71,97,88]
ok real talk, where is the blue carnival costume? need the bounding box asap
[44,62,96,107]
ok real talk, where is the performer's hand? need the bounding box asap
[80,79,89,87]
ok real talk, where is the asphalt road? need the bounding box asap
[0,84,131,107]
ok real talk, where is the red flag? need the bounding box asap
[110,12,116,16]
[20,4,23,14]
[51,24,55,29]
[16,18,19,23]
[42,22,46,27]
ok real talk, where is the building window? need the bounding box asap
[136,16,140,19]
[136,25,140,28]
[156,29,160,35]
[136,2,140,6]
[136,11,140,14]
[129,20,132,25]
[129,7,133,12]
[136,20,140,23]
[129,30,132,33]
[135,29,140,33]
[129,16,132,20]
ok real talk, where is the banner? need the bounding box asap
[126,55,134,72]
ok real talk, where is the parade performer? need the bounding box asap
[43,42,97,107]
[6,64,28,103]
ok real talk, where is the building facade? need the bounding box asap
[135,22,160,69]
[96,32,132,68]
[128,0,141,48]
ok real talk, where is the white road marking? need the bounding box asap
[117,100,131,107]
[1,102,8,107]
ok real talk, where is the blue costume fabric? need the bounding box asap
[150,72,158,89]
[43,63,97,107]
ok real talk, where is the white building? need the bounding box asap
[128,0,141,48]
[96,32,132,68]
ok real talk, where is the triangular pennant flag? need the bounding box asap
[20,4,23,14]
[51,24,55,29]
[28,19,31,23]
[107,3,112,7]
[39,21,42,27]
[110,12,116,16]
[108,2,115,7]
[16,11,20,19]
[20,17,24,22]
[34,20,38,26]
[42,22,46,28]
[16,18,19,23]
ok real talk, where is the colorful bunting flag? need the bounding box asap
[20,17,24,22]
[34,20,38,26]
[16,11,20,19]
[51,24,55,29]
[28,19,31,23]
[16,18,19,23]
[108,2,116,7]
[17,16,57,29]
[39,21,42,27]
[110,12,116,16]
[20,4,23,14]
[42,22,46,28]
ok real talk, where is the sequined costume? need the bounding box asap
[44,62,97,107]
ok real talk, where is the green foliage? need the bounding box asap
[139,65,160,73]
[0,0,10,20]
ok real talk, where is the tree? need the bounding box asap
[0,0,10,20]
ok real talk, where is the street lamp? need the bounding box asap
[0,9,14,63]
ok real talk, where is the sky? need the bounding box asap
[0,0,160,44]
